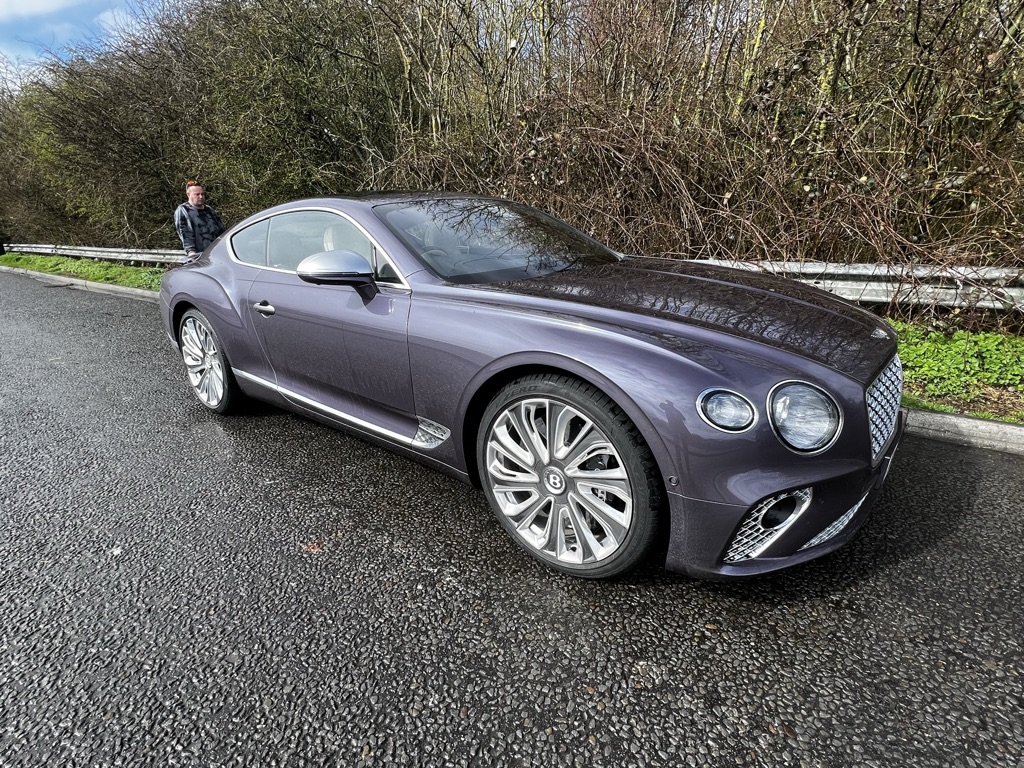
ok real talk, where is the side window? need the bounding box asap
[250,209,401,281]
[265,211,373,272]
[230,218,270,266]
[322,216,402,283]
[376,260,401,283]
[322,217,372,262]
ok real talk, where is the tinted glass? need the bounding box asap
[373,198,620,284]
[231,218,270,266]
[321,216,372,261]
[267,211,359,271]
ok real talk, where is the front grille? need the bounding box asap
[799,493,868,551]
[866,355,903,461]
[724,488,812,563]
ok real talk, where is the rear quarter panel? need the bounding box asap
[160,254,267,383]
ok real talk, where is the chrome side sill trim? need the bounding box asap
[232,368,450,450]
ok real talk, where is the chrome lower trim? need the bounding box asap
[232,368,449,450]
[799,493,869,551]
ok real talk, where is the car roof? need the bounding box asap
[238,192,496,220]
[288,191,492,208]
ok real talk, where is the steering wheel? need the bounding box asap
[448,257,493,272]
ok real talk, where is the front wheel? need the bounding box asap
[478,375,663,578]
[178,308,242,414]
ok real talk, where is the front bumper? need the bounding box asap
[664,409,907,579]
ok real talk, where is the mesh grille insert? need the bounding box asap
[867,355,903,461]
[724,488,813,563]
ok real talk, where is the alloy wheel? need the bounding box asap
[484,396,634,566]
[180,315,226,408]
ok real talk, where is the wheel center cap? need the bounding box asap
[543,467,568,495]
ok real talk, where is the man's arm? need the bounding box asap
[174,205,199,258]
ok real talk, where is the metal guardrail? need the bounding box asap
[9,244,186,265]
[8,243,1023,311]
[701,259,1024,312]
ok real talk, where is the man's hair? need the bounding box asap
[185,180,201,192]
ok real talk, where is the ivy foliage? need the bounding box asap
[893,320,1024,400]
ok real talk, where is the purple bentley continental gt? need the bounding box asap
[159,194,905,579]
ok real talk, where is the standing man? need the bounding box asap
[174,180,224,261]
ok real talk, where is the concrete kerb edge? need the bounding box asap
[0,264,160,304]
[4,265,1022,456]
[905,410,1023,457]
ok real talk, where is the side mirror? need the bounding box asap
[297,250,378,299]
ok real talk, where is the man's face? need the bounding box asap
[186,185,206,208]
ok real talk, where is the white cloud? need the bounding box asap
[95,7,137,36]
[94,8,119,29]
[0,0,89,23]
[1,44,44,89]
[18,20,90,56]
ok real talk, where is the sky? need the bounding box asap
[0,0,131,72]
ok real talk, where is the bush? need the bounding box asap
[893,320,1024,400]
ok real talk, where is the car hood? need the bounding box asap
[485,257,897,382]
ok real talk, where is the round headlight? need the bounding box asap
[770,383,841,452]
[699,390,756,431]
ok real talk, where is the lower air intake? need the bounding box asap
[724,488,813,563]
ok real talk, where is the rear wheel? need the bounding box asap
[178,308,241,414]
[478,375,662,578]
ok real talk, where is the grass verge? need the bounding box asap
[0,252,165,291]
[3,252,1022,424]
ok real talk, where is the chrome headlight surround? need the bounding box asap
[698,389,757,433]
[768,381,842,454]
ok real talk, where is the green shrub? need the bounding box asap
[892,320,1024,400]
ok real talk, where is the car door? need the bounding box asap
[245,208,418,442]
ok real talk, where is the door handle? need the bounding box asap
[253,301,276,316]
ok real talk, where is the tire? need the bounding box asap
[478,375,662,578]
[178,308,242,414]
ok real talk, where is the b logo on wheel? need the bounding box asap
[544,468,565,494]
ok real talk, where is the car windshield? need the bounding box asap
[373,198,621,284]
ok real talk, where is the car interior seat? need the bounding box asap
[267,232,307,271]
[323,221,403,282]
[323,222,370,259]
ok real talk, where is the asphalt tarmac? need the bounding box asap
[1,271,1022,767]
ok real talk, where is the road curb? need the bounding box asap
[0,265,160,303]
[905,409,1023,457]
[4,265,1022,457]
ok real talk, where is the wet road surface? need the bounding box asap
[1,272,1022,767]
